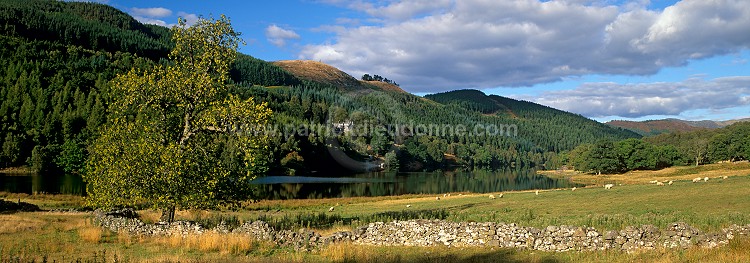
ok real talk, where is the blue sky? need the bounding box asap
[101,0,750,122]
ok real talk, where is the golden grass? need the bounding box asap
[149,232,260,255]
[0,214,44,234]
[78,225,104,243]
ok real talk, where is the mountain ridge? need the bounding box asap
[607,118,750,136]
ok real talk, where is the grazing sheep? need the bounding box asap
[535,190,539,195]
[723,176,728,179]
[436,196,440,201]
[703,177,709,182]
[604,184,614,189]
[406,204,411,208]
[443,193,447,198]
[329,206,335,212]
[656,182,664,186]
[498,193,504,198]
[489,194,496,199]
[571,187,577,192]
[458,194,463,196]
[447,193,451,197]
[668,180,673,185]
[649,180,659,184]
[692,177,702,183]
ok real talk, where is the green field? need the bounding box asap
[2,164,750,262]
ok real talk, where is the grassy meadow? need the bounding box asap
[1,162,750,262]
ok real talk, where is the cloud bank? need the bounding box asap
[301,0,750,93]
[524,76,750,118]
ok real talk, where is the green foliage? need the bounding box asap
[84,16,272,214]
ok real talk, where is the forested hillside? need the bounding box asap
[0,0,300,171]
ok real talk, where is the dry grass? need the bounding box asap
[0,214,44,233]
[147,232,274,256]
[78,225,104,243]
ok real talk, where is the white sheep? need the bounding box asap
[571,187,577,192]
[443,193,447,198]
[649,180,659,184]
[329,206,335,212]
[489,194,496,199]
[668,180,673,185]
[604,184,614,189]
[656,181,664,186]
[722,176,728,179]
[498,193,504,198]
[703,177,709,182]
[692,177,702,183]
[436,196,440,201]
[535,190,539,195]
[406,204,411,208]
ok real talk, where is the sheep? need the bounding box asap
[604,184,614,189]
[692,177,702,183]
[668,180,673,185]
[447,193,451,197]
[571,187,577,192]
[406,204,411,208]
[443,193,447,198]
[703,177,709,182]
[656,181,664,186]
[649,180,659,184]
[498,193,504,198]
[489,194,496,199]
[723,176,728,179]
[535,190,539,195]
[328,206,335,212]
[436,196,440,201]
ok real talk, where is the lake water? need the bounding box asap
[251,169,581,199]
[0,172,86,195]
[0,169,580,199]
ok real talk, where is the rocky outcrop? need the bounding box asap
[94,210,750,252]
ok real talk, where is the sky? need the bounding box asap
[97,0,750,122]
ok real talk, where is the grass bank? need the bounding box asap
[2,162,749,262]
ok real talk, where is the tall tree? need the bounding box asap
[84,16,272,222]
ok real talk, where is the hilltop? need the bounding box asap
[273,60,406,93]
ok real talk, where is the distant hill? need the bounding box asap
[424,89,641,151]
[272,60,406,93]
[607,118,750,136]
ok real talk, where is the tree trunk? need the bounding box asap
[160,205,175,223]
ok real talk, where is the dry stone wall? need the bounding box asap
[94,209,750,252]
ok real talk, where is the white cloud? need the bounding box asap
[130,7,172,18]
[303,0,750,92]
[525,76,750,118]
[177,12,200,26]
[132,16,168,27]
[265,24,301,47]
[129,7,199,28]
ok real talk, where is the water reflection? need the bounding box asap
[0,169,580,200]
[252,169,580,200]
[0,173,85,195]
